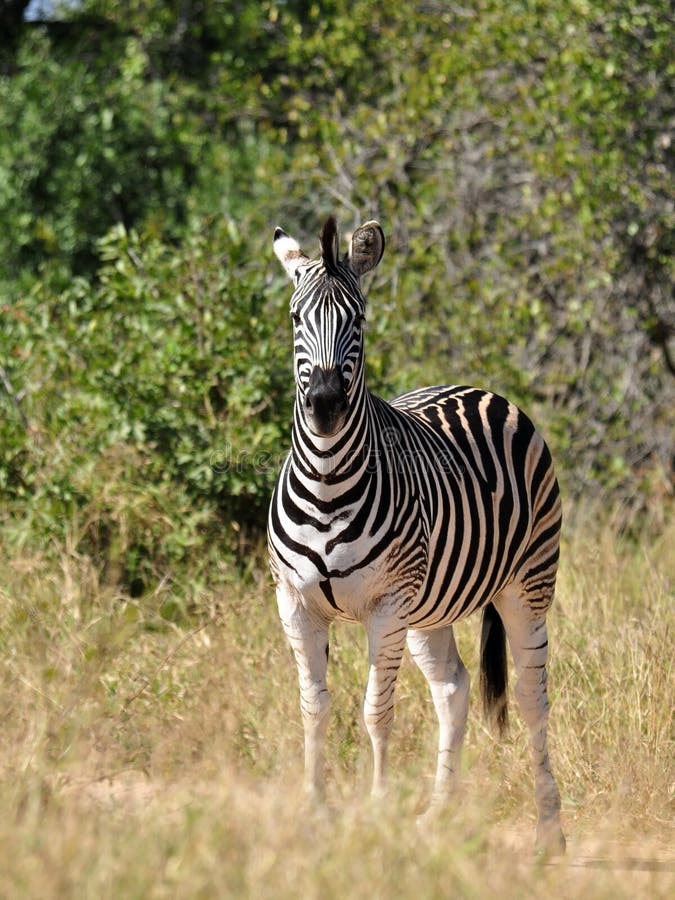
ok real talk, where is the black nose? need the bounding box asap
[305,366,349,434]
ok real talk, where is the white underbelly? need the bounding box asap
[281,535,423,624]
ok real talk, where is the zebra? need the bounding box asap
[268,216,565,854]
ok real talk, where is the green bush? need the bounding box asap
[1,218,292,584]
[0,1,672,592]
[0,30,202,290]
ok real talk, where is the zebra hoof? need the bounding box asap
[416,808,436,830]
[535,820,566,857]
[415,797,448,830]
[301,784,327,811]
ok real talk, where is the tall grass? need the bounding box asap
[0,507,672,898]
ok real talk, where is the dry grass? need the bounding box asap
[1,509,673,898]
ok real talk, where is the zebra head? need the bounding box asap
[273,216,385,438]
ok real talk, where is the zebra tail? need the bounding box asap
[480,602,509,737]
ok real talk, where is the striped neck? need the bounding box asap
[290,373,374,482]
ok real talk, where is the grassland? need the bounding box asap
[1,507,673,898]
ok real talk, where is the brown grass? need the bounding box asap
[0,508,673,898]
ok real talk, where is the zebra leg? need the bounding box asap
[406,626,470,810]
[364,605,408,797]
[276,587,331,801]
[494,587,566,854]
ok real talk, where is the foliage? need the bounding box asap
[0,29,204,290]
[1,218,291,587]
[0,0,672,586]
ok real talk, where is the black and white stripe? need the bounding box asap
[269,217,565,854]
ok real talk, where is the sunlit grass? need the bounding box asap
[0,507,673,897]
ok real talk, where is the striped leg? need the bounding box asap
[495,587,565,854]
[364,606,408,797]
[407,626,470,810]
[276,587,331,801]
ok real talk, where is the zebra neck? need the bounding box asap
[290,387,376,486]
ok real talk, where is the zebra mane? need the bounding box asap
[320,216,340,274]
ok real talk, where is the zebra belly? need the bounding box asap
[279,536,423,625]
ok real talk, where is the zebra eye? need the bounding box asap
[291,312,301,327]
[355,315,366,332]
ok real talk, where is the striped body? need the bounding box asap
[270,385,560,630]
[269,217,565,854]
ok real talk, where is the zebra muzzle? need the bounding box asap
[304,366,350,436]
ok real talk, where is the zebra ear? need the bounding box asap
[274,227,310,281]
[348,221,385,277]
[320,216,340,273]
